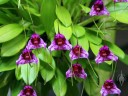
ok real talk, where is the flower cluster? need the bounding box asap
[16,33,46,65]
[90,0,128,16]
[17,32,120,95]
[16,0,123,95]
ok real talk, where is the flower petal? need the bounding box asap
[66,68,73,78]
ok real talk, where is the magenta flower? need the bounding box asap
[16,48,38,65]
[100,79,121,96]
[95,45,118,64]
[66,63,87,79]
[18,85,37,96]
[89,0,109,16]
[114,0,128,2]
[69,45,89,61]
[48,33,72,51]
[26,33,47,50]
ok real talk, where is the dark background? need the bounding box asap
[115,24,128,96]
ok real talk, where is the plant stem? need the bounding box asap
[78,16,103,26]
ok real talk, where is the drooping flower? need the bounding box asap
[26,33,47,50]
[66,63,87,79]
[114,0,128,2]
[16,48,38,65]
[95,45,118,64]
[89,0,109,16]
[100,79,121,96]
[69,45,89,60]
[48,33,72,51]
[18,85,37,96]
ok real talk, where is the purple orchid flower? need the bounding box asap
[89,0,109,16]
[114,0,128,2]
[95,45,118,64]
[69,45,89,61]
[100,79,121,96]
[26,33,47,50]
[18,85,37,96]
[48,33,72,51]
[66,63,87,79]
[16,48,38,65]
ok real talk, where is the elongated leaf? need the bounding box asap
[56,6,72,27]
[0,71,13,88]
[24,6,41,16]
[108,2,128,24]
[52,69,67,96]
[37,48,56,69]
[0,12,11,24]
[110,10,128,24]
[0,56,17,72]
[85,63,111,96]
[0,24,23,43]
[73,25,85,37]
[1,35,28,57]
[79,4,90,13]
[15,66,22,80]
[11,81,22,96]
[120,54,128,65]
[21,62,40,85]
[0,0,9,5]
[40,60,55,83]
[40,0,56,32]
[85,29,102,45]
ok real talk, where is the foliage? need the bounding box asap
[0,0,127,96]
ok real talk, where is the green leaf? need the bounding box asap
[38,48,56,83]
[11,81,22,96]
[15,66,22,80]
[0,85,8,96]
[73,25,85,37]
[54,19,72,40]
[1,35,28,57]
[52,69,67,96]
[0,12,11,24]
[40,0,57,32]
[56,6,72,27]
[90,43,102,56]
[71,35,89,51]
[24,6,41,16]
[103,40,125,59]
[21,62,40,85]
[85,29,102,45]
[79,4,90,13]
[0,0,9,5]
[40,60,55,83]
[85,63,111,96]
[0,71,13,88]
[0,24,24,43]
[110,10,128,24]
[119,54,128,65]
[0,56,17,72]
[37,48,56,69]
[108,2,128,24]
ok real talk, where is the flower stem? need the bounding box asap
[87,59,98,78]
[78,16,103,26]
